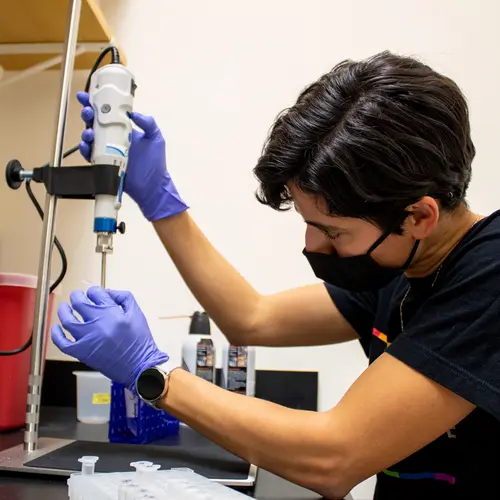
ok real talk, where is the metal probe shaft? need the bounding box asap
[100,252,107,289]
[24,0,82,452]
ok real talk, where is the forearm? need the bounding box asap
[154,212,358,347]
[153,212,262,343]
[160,368,348,498]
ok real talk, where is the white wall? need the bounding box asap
[1,1,499,498]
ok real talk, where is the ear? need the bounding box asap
[404,197,440,239]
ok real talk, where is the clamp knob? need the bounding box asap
[5,159,24,190]
[117,221,126,234]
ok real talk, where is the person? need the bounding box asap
[51,51,500,500]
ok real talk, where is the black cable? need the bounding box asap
[0,45,120,356]
[35,144,80,170]
[0,181,69,356]
[25,180,68,293]
[84,46,120,92]
[0,179,71,355]
[0,169,73,357]
[0,146,77,356]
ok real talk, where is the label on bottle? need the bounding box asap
[226,346,248,394]
[195,338,215,382]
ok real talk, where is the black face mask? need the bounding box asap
[303,230,420,292]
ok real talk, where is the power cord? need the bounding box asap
[26,180,68,294]
[0,46,122,356]
[0,148,76,356]
[84,46,120,92]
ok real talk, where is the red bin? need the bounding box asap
[0,273,55,431]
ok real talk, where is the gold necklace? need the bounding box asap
[399,215,482,332]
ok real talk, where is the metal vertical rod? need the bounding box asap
[24,0,83,452]
[100,252,107,288]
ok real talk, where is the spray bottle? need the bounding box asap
[181,311,216,384]
[221,343,256,396]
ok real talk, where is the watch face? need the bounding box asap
[137,368,165,401]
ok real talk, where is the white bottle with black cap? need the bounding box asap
[181,311,216,384]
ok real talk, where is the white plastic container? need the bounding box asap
[221,343,256,396]
[68,461,249,500]
[181,311,216,384]
[73,371,111,424]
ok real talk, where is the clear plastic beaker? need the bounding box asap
[73,371,111,424]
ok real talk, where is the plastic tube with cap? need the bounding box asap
[78,455,99,475]
[130,461,154,474]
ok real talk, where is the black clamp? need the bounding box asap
[5,159,121,199]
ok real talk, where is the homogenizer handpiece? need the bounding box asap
[89,62,136,287]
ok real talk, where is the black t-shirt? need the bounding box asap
[326,210,500,500]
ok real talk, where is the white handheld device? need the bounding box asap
[88,62,136,286]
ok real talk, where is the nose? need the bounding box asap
[305,226,334,254]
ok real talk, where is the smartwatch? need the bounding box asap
[136,361,177,410]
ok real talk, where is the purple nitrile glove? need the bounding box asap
[76,91,188,222]
[51,286,168,391]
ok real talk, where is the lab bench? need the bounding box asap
[0,407,324,500]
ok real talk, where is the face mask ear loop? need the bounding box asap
[366,228,394,255]
[402,239,421,270]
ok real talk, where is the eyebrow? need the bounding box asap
[304,220,344,232]
[294,204,343,232]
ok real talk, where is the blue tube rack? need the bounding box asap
[108,382,179,445]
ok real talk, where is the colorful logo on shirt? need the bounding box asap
[372,328,391,346]
[383,469,456,485]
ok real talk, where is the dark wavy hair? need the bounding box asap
[253,51,475,231]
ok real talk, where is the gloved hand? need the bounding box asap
[51,286,169,391]
[76,92,188,222]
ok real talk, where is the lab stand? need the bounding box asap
[0,0,259,491]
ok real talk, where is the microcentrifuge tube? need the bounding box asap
[78,456,99,475]
[130,461,153,471]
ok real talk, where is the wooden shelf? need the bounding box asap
[0,0,125,71]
